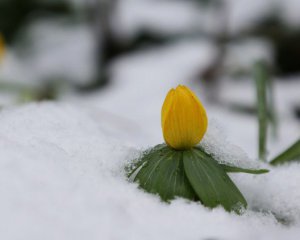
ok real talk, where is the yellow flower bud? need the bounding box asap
[161,85,208,150]
[0,34,5,63]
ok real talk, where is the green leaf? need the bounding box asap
[126,156,147,179]
[126,144,165,178]
[219,164,269,174]
[270,139,300,165]
[183,148,247,212]
[134,145,197,201]
[265,72,278,139]
[253,61,269,162]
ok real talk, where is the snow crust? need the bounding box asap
[0,103,300,239]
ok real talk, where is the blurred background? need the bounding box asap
[0,0,299,159]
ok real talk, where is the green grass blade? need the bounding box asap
[270,139,300,165]
[253,61,269,162]
[266,73,278,139]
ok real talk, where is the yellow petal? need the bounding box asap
[161,85,208,150]
[0,34,5,63]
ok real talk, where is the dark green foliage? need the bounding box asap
[0,0,71,43]
[133,145,197,201]
[276,33,300,76]
[183,148,247,211]
[128,144,268,212]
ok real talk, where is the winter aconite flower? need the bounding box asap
[162,85,207,150]
[0,34,5,63]
[127,84,268,212]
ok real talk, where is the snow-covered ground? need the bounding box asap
[0,102,300,240]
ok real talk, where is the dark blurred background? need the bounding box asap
[0,0,299,117]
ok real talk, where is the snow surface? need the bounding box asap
[200,119,264,169]
[0,103,300,239]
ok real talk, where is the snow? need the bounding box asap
[225,0,276,34]
[218,78,300,160]
[1,1,300,238]
[0,102,300,239]
[113,0,300,40]
[235,163,300,225]
[200,119,264,169]
[62,39,217,148]
[279,0,300,27]
[0,19,96,86]
[113,0,201,39]
[224,38,274,74]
